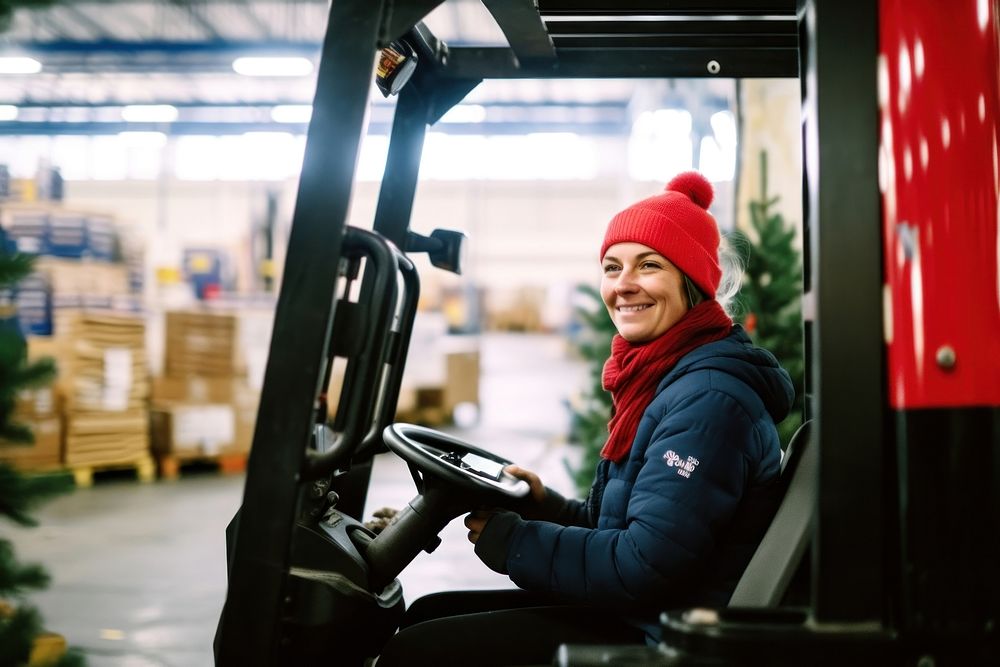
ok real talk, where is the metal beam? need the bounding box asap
[545,18,798,35]
[427,77,482,126]
[444,45,798,78]
[483,0,557,67]
[0,121,628,137]
[242,1,274,40]
[379,0,447,46]
[551,33,796,48]
[214,0,384,662]
[802,0,884,623]
[16,38,319,54]
[373,85,430,246]
[168,0,222,41]
[11,39,320,74]
[60,5,109,40]
[537,0,796,15]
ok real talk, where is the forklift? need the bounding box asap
[214,1,999,664]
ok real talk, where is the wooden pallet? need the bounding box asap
[156,451,248,480]
[70,455,155,488]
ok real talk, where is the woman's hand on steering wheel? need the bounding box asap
[464,509,494,544]
[505,465,545,500]
[463,464,552,544]
[504,465,557,520]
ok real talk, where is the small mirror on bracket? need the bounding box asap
[406,229,467,275]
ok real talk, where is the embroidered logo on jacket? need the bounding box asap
[663,450,700,478]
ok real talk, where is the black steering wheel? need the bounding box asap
[382,423,531,501]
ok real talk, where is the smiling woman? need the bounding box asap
[600,244,689,343]
[376,172,795,665]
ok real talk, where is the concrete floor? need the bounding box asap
[11,333,588,666]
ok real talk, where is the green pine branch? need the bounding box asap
[0,603,43,667]
[566,285,616,495]
[0,251,34,288]
[735,150,805,445]
[0,539,49,594]
[0,320,58,445]
[0,464,73,527]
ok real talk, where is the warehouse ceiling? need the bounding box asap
[0,1,748,135]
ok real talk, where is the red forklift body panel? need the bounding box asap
[880,0,1000,409]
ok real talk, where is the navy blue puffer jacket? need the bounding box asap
[483,326,793,640]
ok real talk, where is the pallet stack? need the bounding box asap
[57,311,154,485]
[150,310,260,478]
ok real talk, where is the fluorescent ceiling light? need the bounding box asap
[121,105,178,123]
[233,56,314,77]
[0,105,18,121]
[271,105,312,123]
[440,104,487,124]
[0,56,41,74]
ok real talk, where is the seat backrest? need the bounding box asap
[727,420,815,607]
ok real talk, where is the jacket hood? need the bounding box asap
[659,325,794,424]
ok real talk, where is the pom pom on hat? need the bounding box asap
[666,171,714,210]
[600,170,722,298]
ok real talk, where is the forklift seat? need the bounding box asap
[727,420,816,607]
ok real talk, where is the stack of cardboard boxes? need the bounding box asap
[150,310,260,477]
[56,311,153,479]
[1,203,137,337]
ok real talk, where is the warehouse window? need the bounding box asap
[1,121,728,183]
[418,132,597,181]
[627,108,738,184]
[698,111,737,182]
[174,133,305,181]
[175,136,222,180]
[628,109,695,182]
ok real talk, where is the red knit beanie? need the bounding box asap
[600,171,721,298]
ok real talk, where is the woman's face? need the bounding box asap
[601,242,690,343]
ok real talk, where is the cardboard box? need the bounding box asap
[15,386,58,418]
[150,367,259,452]
[165,310,243,377]
[232,399,258,453]
[444,351,480,411]
[151,403,247,458]
[153,375,242,404]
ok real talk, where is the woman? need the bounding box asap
[376,171,794,665]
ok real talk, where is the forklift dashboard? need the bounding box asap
[440,450,507,482]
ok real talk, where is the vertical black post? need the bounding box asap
[372,83,431,245]
[325,84,433,521]
[216,1,384,663]
[372,76,481,245]
[802,0,885,623]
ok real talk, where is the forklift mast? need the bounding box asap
[215,1,999,664]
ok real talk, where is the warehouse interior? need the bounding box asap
[1,1,809,665]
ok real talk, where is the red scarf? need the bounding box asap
[601,300,733,463]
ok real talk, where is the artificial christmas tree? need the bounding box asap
[566,284,616,495]
[0,237,81,666]
[733,151,804,445]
